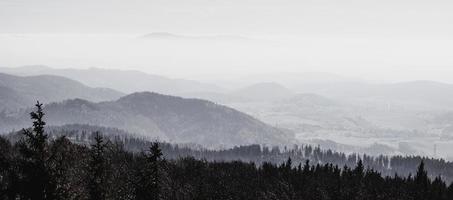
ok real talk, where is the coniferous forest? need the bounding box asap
[1,102,453,200]
[3,1,453,199]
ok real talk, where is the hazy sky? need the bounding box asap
[1,0,453,82]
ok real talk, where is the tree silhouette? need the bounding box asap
[18,101,56,200]
[87,132,108,200]
[414,161,430,200]
[134,141,163,200]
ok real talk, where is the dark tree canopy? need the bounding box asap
[1,103,453,200]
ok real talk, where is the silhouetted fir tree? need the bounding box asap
[87,132,108,200]
[280,157,296,200]
[414,161,430,200]
[430,176,447,200]
[354,160,364,178]
[134,142,163,200]
[106,141,135,200]
[49,136,83,200]
[17,101,56,200]
[352,160,367,200]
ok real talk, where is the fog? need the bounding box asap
[1,0,453,83]
[2,0,453,159]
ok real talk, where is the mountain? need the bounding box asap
[230,82,294,102]
[375,81,453,107]
[0,86,30,112]
[308,80,453,109]
[281,93,338,107]
[0,73,123,111]
[0,66,225,95]
[0,92,294,147]
[178,83,295,104]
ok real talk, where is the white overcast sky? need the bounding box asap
[1,0,453,83]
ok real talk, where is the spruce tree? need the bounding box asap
[17,101,56,200]
[414,161,430,200]
[134,141,163,200]
[354,160,364,178]
[87,132,108,200]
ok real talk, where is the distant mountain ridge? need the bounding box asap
[310,80,453,109]
[5,66,453,108]
[0,72,123,111]
[281,93,338,107]
[0,92,294,147]
[230,82,294,102]
[0,66,224,95]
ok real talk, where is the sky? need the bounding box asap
[1,0,453,83]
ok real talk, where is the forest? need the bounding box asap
[1,102,453,200]
[28,124,453,184]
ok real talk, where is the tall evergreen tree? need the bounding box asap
[18,101,56,200]
[87,132,108,200]
[134,142,163,200]
[50,136,81,200]
[414,161,430,200]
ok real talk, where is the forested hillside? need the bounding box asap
[0,93,293,147]
[1,102,453,200]
[0,66,223,95]
[21,123,453,184]
[0,73,122,111]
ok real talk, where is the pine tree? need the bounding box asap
[24,101,48,158]
[354,160,364,178]
[18,101,56,200]
[414,161,430,200]
[50,136,79,200]
[134,141,163,200]
[430,176,446,200]
[87,132,108,200]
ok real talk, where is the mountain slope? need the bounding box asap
[0,73,123,111]
[309,80,453,109]
[0,92,294,147]
[0,66,224,95]
[282,93,338,107]
[230,82,294,102]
